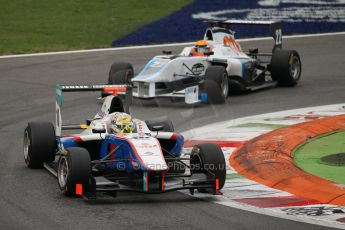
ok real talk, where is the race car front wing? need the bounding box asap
[44,161,221,200]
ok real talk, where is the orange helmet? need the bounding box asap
[192,40,210,56]
[195,40,208,47]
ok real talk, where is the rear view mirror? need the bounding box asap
[151,125,164,132]
[92,127,106,134]
[162,50,172,55]
[92,123,106,133]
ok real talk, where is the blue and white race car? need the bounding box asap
[23,85,226,199]
[104,20,302,104]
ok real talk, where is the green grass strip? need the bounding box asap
[226,173,243,179]
[233,122,286,129]
[294,131,345,184]
[0,0,192,55]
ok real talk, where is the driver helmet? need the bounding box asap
[192,40,210,56]
[110,113,135,134]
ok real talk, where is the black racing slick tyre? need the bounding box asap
[270,50,302,86]
[108,62,134,84]
[57,147,91,196]
[204,66,229,104]
[23,122,56,168]
[145,117,175,132]
[190,143,226,193]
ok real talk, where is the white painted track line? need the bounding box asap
[0,31,344,59]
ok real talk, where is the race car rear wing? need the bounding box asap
[55,84,132,136]
[207,20,282,51]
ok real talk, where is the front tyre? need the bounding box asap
[204,66,229,104]
[23,122,56,168]
[103,62,134,98]
[190,143,226,193]
[270,50,302,86]
[57,147,91,196]
[108,62,134,84]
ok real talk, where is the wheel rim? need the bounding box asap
[220,72,229,98]
[23,131,30,162]
[289,55,301,80]
[58,156,69,188]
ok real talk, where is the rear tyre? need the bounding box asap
[57,147,91,196]
[190,143,226,193]
[270,50,302,86]
[204,66,229,104]
[23,122,56,168]
[145,118,174,132]
[108,62,134,84]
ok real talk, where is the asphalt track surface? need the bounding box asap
[0,34,344,230]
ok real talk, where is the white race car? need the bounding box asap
[104,20,302,104]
